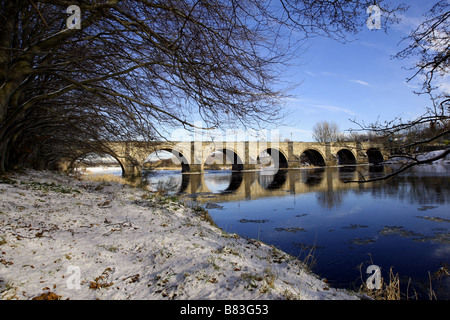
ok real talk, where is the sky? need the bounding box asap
[273,0,441,142]
[168,0,445,143]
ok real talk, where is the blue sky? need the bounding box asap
[275,0,439,141]
[171,1,444,143]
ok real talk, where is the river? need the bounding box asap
[94,164,450,299]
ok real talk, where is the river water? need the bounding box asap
[100,164,450,299]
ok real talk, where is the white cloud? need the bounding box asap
[425,29,450,54]
[320,72,371,87]
[392,13,423,35]
[349,79,369,86]
[439,82,450,94]
[308,104,357,116]
[321,71,347,77]
[289,98,357,116]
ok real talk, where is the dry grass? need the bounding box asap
[359,266,401,300]
[80,173,148,189]
[89,268,115,290]
[385,268,401,300]
[31,292,62,300]
[358,263,448,300]
[81,173,128,184]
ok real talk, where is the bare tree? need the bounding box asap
[349,0,450,182]
[312,121,342,143]
[0,0,406,173]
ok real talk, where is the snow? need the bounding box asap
[75,166,122,175]
[0,170,360,300]
[385,149,450,164]
[384,149,450,173]
[416,150,450,163]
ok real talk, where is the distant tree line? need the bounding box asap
[313,119,450,148]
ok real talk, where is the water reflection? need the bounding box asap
[338,166,356,182]
[259,170,288,190]
[223,171,244,193]
[301,168,324,186]
[149,166,450,206]
[146,165,450,299]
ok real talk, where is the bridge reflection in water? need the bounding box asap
[173,166,389,204]
[152,165,450,299]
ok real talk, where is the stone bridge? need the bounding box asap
[66,140,389,177]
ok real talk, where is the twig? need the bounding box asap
[28,0,48,28]
[428,271,437,300]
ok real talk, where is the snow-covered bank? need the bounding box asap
[0,170,359,300]
[416,150,450,164]
[385,149,450,165]
[384,149,450,173]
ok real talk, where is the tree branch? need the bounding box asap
[345,148,450,183]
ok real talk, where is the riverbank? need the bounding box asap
[0,170,359,300]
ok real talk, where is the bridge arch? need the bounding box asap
[258,148,289,169]
[336,149,357,165]
[70,152,126,176]
[366,148,384,164]
[144,148,191,173]
[203,147,244,171]
[299,149,326,167]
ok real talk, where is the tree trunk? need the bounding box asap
[0,137,10,173]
